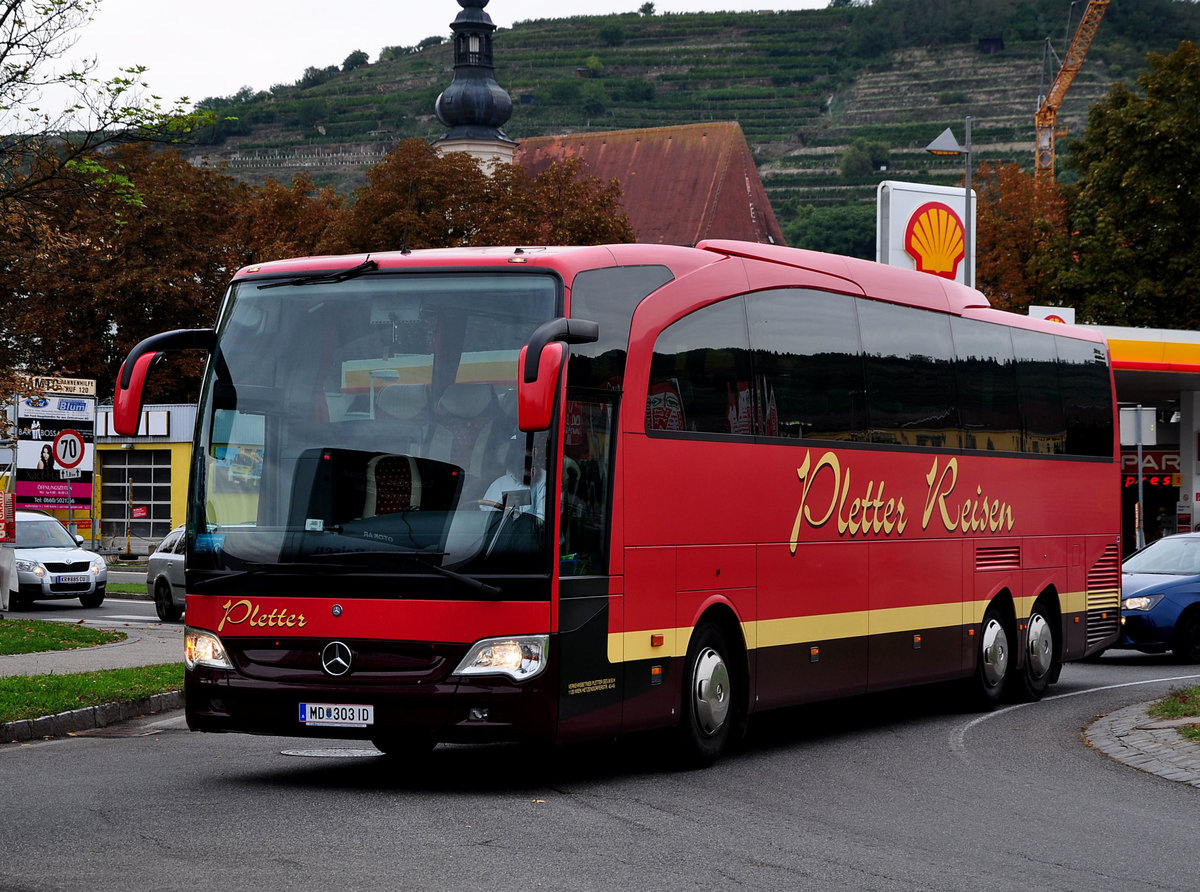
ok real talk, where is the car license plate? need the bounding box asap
[56,575,89,584]
[299,703,374,728]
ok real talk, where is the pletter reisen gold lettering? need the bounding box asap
[218,598,309,633]
[789,451,1015,552]
[922,456,1014,535]
[789,450,907,553]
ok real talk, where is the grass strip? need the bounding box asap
[0,664,184,724]
[1148,685,1200,744]
[0,617,125,654]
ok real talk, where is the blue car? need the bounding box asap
[1119,533,1200,662]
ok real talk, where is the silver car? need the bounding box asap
[146,525,185,621]
[6,510,108,609]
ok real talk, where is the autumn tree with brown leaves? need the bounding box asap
[234,172,346,264]
[0,0,212,419]
[328,139,635,254]
[0,145,246,402]
[973,161,1070,315]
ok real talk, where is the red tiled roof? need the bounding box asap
[514,122,785,247]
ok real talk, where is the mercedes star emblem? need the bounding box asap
[320,641,353,677]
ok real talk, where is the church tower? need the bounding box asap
[434,0,516,168]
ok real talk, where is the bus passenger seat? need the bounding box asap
[427,382,498,476]
[374,383,430,455]
[363,454,422,516]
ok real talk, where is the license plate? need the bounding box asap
[56,575,89,584]
[299,703,374,728]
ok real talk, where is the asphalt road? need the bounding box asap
[2,654,1198,892]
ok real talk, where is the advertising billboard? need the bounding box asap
[14,379,96,511]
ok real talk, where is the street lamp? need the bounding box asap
[925,115,973,288]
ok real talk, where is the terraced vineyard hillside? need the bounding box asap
[185,4,1197,224]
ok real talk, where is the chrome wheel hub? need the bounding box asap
[691,647,730,736]
[1026,613,1053,679]
[980,618,1009,687]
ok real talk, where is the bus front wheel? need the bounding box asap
[676,623,738,768]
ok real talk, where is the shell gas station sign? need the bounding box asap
[877,181,976,288]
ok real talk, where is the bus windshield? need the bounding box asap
[188,271,560,594]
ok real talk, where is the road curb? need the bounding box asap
[1086,702,1200,787]
[2,691,183,744]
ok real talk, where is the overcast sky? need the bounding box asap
[59,1,828,110]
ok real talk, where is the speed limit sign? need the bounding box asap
[52,428,86,469]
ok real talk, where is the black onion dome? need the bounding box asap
[435,0,513,140]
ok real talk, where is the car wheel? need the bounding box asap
[676,622,741,768]
[1172,608,1200,663]
[9,592,29,611]
[1013,600,1058,701]
[155,579,183,622]
[79,592,104,609]
[967,603,1011,709]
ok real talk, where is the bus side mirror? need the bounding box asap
[113,329,216,436]
[518,342,564,432]
[517,318,599,432]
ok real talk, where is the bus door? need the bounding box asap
[555,393,625,742]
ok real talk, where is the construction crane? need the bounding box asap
[1035,0,1109,183]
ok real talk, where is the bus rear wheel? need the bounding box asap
[968,604,1010,709]
[1014,601,1057,701]
[676,623,738,768]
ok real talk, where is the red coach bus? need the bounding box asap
[113,240,1120,766]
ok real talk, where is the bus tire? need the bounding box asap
[968,603,1011,709]
[676,623,737,768]
[1014,599,1057,701]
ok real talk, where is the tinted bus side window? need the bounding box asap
[1057,336,1115,457]
[647,297,752,435]
[858,299,961,449]
[745,289,866,442]
[951,317,1020,452]
[1011,329,1067,454]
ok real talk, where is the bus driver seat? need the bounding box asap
[363,454,422,516]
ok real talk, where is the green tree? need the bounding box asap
[1060,40,1200,326]
[598,21,624,47]
[343,50,369,72]
[783,204,875,259]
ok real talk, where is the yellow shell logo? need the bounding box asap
[904,202,965,279]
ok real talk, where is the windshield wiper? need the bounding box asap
[303,550,502,597]
[257,258,378,289]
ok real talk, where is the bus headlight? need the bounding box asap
[453,635,548,681]
[184,628,233,670]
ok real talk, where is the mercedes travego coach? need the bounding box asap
[113,240,1121,766]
